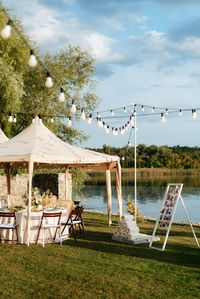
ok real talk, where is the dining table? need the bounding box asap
[0,207,69,244]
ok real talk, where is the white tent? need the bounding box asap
[0,116,122,244]
[0,128,9,143]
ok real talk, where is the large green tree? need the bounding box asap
[0,2,99,143]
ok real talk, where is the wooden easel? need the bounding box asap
[149,183,199,251]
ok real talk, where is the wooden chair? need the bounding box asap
[0,211,19,244]
[35,211,62,247]
[61,206,86,241]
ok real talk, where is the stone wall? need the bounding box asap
[0,173,72,207]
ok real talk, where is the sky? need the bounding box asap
[4,0,200,148]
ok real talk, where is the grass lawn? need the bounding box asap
[0,212,200,299]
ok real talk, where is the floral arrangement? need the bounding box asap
[126,198,144,223]
[22,188,57,209]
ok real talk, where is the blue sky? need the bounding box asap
[4,0,200,148]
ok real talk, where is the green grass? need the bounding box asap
[0,212,200,298]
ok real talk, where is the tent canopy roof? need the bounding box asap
[0,117,119,170]
[0,128,9,143]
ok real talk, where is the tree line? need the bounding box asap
[90,144,200,169]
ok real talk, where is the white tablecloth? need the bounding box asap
[0,208,69,244]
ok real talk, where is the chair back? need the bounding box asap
[0,212,15,218]
[41,211,62,226]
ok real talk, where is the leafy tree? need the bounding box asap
[0,2,99,143]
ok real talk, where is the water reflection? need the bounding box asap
[80,180,200,223]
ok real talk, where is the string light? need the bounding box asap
[165,109,168,115]
[28,50,37,67]
[160,113,166,123]
[124,107,127,113]
[152,107,155,113]
[45,72,53,88]
[97,118,103,128]
[179,109,182,116]
[106,125,109,134]
[68,116,72,126]
[87,114,92,125]
[141,105,144,112]
[80,108,86,120]
[13,116,17,123]
[8,113,13,123]
[192,109,197,120]
[115,128,118,136]
[110,110,114,116]
[112,127,115,136]
[1,19,12,39]
[50,117,54,123]
[58,87,65,102]
[70,100,76,114]
[38,115,42,124]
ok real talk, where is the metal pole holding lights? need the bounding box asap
[134,110,137,223]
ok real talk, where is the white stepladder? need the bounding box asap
[149,183,199,251]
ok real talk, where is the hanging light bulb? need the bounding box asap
[160,113,166,123]
[70,100,76,114]
[110,110,114,116]
[103,122,107,130]
[28,49,37,67]
[165,109,168,115]
[112,127,115,136]
[97,112,100,118]
[120,128,123,135]
[1,19,12,39]
[80,108,86,120]
[115,128,118,136]
[68,116,72,126]
[105,125,109,134]
[152,107,155,113]
[121,156,125,161]
[127,121,130,128]
[13,116,17,123]
[8,112,13,123]
[124,107,127,113]
[192,109,197,120]
[45,72,53,88]
[97,118,103,128]
[87,114,92,125]
[38,115,42,124]
[130,115,134,126]
[179,109,182,116]
[125,124,128,131]
[58,87,65,102]
[50,117,54,123]
[127,142,131,148]
[141,105,144,112]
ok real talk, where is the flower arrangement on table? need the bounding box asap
[22,188,57,210]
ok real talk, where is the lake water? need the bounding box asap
[80,184,200,223]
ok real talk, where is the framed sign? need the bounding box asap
[149,183,199,251]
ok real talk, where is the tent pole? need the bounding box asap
[116,162,122,220]
[65,167,69,200]
[27,161,34,246]
[6,163,11,208]
[106,168,112,226]
[134,110,137,224]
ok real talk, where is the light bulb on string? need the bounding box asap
[127,121,130,128]
[58,87,65,102]
[124,107,127,113]
[13,116,17,123]
[38,115,42,124]
[125,124,128,131]
[1,19,12,39]
[160,113,166,123]
[192,109,197,120]
[50,117,54,123]
[112,127,115,136]
[127,141,131,148]
[45,72,53,88]
[152,107,155,113]
[97,118,103,128]
[70,100,76,114]
[68,116,72,127]
[179,109,182,116]
[80,108,86,120]
[103,122,107,130]
[87,114,92,125]
[28,50,37,67]
[105,125,109,134]
[8,113,13,123]
[121,156,125,161]
[141,105,144,112]
[97,112,100,118]
[110,110,114,116]
[115,128,118,136]
[165,109,168,115]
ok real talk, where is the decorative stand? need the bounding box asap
[112,215,160,244]
[149,183,200,251]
